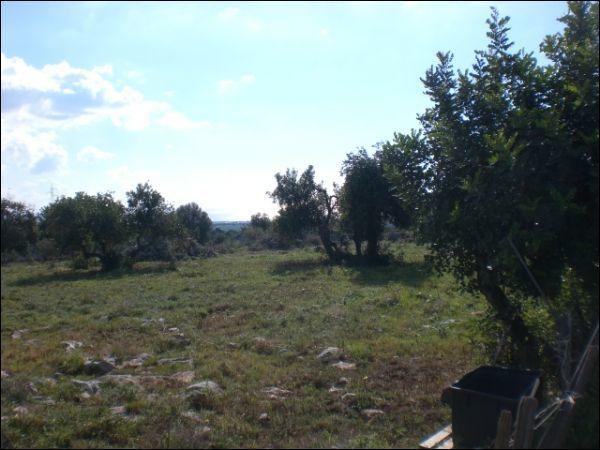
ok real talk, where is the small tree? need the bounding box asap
[250,213,271,231]
[176,202,212,244]
[339,148,410,262]
[40,192,128,270]
[1,198,37,255]
[126,182,176,258]
[269,166,339,260]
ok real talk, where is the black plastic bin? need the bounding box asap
[441,365,541,448]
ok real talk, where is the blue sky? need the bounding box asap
[1,1,568,220]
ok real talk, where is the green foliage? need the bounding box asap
[385,3,598,374]
[40,192,129,271]
[176,202,212,244]
[1,198,37,255]
[250,212,271,231]
[339,148,410,262]
[126,182,177,259]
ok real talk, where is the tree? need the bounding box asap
[269,166,339,260]
[339,148,410,262]
[176,202,212,244]
[1,198,37,255]
[250,213,271,231]
[388,4,598,374]
[40,192,128,270]
[126,182,176,257]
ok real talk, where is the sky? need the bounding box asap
[1,1,569,220]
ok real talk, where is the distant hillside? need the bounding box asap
[213,221,249,232]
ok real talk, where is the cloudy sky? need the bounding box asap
[1,1,567,220]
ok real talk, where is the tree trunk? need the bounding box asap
[366,236,379,262]
[354,239,362,258]
[318,223,338,261]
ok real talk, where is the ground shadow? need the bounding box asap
[270,258,328,276]
[349,259,433,287]
[10,264,176,287]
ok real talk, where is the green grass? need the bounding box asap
[1,244,487,448]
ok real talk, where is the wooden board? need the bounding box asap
[420,424,453,449]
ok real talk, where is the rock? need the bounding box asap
[110,406,126,415]
[181,410,205,423]
[331,361,356,371]
[167,327,180,333]
[338,377,349,386]
[1,370,10,379]
[263,386,292,400]
[33,396,56,405]
[11,329,28,339]
[83,359,115,376]
[317,347,342,362]
[13,406,29,415]
[361,409,385,420]
[227,342,240,349]
[185,381,223,395]
[259,412,269,422]
[341,393,358,404]
[170,371,195,385]
[72,379,101,394]
[120,353,152,369]
[61,340,83,352]
[157,357,193,366]
[328,386,344,393]
[101,374,169,389]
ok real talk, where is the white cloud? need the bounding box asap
[77,145,115,162]
[246,20,262,32]
[217,74,256,94]
[218,7,239,21]
[1,53,209,174]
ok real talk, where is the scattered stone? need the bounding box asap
[72,379,101,394]
[11,329,28,339]
[259,412,269,422]
[80,392,92,400]
[332,361,356,371]
[181,410,205,424]
[263,386,292,400]
[110,406,126,415]
[341,393,358,404]
[317,347,342,362]
[227,342,240,349]
[61,340,83,352]
[27,382,39,394]
[157,357,193,366]
[361,409,385,420]
[33,396,56,405]
[101,374,169,389]
[83,359,115,376]
[338,377,349,386]
[1,370,10,379]
[13,406,29,416]
[120,353,152,369]
[170,371,195,384]
[328,386,344,393]
[186,381,224,395]
[167,327,180,333]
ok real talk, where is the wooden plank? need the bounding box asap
[513,396,538,448]
[419,425,452,449]
[494,409,512,449]
[436,436,453,449]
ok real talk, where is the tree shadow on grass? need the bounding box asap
[270,254,433,287]
[270,257,328,276]
[349,259,433,287]
[10,264,176,287]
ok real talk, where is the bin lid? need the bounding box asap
[451,365,540,400]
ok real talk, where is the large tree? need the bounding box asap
[126,182,176,256]
[40,192,128,270]
[339,148,410,261]
[1,198,37,255]
[386,3,598,376]
[269,166,339,260]
[176,202,212,244]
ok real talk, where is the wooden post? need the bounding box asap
[494,409,512,449]
[537,341,598,449]
[513,396,538,448]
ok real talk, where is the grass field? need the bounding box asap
[1,244,487,448]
